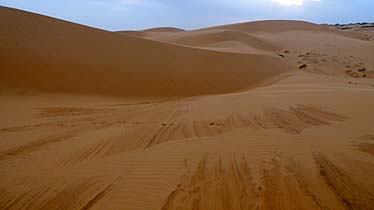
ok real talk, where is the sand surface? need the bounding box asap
[1,6,374,210]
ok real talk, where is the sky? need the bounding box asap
[0,0,372,31]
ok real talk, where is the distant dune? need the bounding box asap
[206,20,335,32]
[118,27,185,38]
[144,20,374,73]
[141,27,185,32]
[117,30,150,38]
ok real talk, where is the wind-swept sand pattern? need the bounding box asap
[1,6,374,210]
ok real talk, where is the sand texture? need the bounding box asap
[1,6,374,210]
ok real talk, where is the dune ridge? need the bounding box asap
[141,27,185,33]
[0,6,288,97]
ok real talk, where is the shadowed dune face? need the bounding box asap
[0,6,288,97]
[1,5,374,210]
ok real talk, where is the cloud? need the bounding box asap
[271,0,322,7]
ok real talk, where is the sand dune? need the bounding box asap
[146,29,280,55]
[144,20,374,68]
[1,6,374,210]
[119,27,184,38]
[206,20,337,33]
[142,27,185,33]
[0,6,287,97]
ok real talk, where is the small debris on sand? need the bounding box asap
[299,64,307,69]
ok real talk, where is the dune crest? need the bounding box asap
[0,6,287,97]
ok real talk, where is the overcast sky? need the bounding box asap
[0,0,372,31]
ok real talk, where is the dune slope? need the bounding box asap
[0,6,287,97]
[148,20,374,76]
[118,27,185,38]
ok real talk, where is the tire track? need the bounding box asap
[161,154,257,210]
[260,157,322,210]
[143,104,347,149]
[0,123,115,161]
[61,104,347,166]
[314,153,374,210]
[0,169,133,210]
